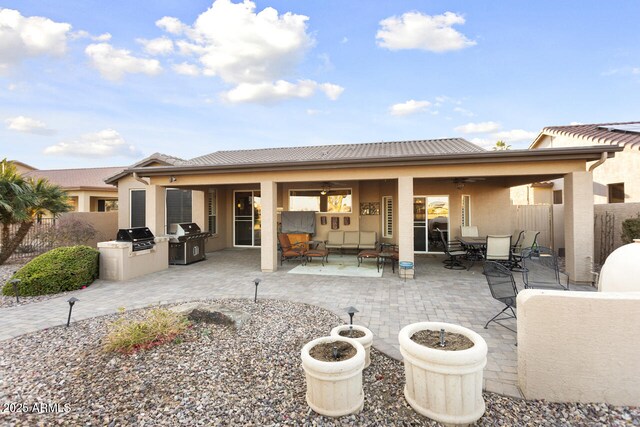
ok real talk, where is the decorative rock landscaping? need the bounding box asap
[0,299,638,426]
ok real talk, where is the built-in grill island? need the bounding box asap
[115,227,156,252]
[168,223,210,265]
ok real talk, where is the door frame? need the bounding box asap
[233,189,261,247]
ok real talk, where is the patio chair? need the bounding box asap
[277,233,307,266]
[325,231,344,256]
[485,235,513,269]
[511,230,540,268]
[521,246,569,290]
[482,261,518,333]
[437,228,467,270]
[460,226,479,237]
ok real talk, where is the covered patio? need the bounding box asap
[0,248,594,398]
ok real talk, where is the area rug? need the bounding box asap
[288,255,383,278]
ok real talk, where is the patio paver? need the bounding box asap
[0,248,595,399]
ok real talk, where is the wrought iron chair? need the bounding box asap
[521,246,569,290]
[485,235,514,269]
[437,228,467,270]
[482,261,518,333]
[277,233,307,266]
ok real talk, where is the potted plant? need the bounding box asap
[330,324,373,368]
[398,322,487,426]
[301,336,365,417]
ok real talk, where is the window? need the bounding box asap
[382,196,393,238]
[97,200,118,212]
[130,189,146,228]
[289,189,352,213]
[166,188,192,227]
[553,190,563,205]
[461,195,471,227]
[208,189,217,235]
[608,183,625,203]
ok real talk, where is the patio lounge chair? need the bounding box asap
[521,246,569,290]
[485,235,513,269]
[482,261,518,333]
[437,228,467,270]
[277,233,307,266]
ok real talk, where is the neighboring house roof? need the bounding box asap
[25,167,124,191]
[531,121,640,149]
[9,160,38,171]
[104,152,189,184]
[189,138,485,166]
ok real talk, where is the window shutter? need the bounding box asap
[166,189,193,226]
[383,196,393,238]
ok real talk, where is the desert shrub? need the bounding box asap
[621,215,640,244]
[2,245,99,296]
[36,217,98,248]
[103,309,190,354]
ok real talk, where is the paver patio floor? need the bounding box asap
[0,248,595,398]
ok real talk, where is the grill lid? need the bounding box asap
[169,223,202,236]
[116,227,155,242]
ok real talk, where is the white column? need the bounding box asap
[564,171,594,283]
[260,180,278,272]
[77,193,91,212]
[147,185,166,236]
[398,176,414,278]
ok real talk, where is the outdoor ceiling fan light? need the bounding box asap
[320,183,330,195]
[456,182,465,190]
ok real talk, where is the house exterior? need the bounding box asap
[105,139,622,283]
[23,166,124,213]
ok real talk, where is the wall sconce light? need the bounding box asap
[169,176,177,183]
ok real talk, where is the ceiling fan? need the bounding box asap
[452,177,486,189]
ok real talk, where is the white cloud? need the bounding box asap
[376,11,476,52]
[389,99,431,116]
[470,137,493,149]
[137,37,174,55]
[455,121,501,134]
[493,129,537,142]
[85,43,162,81]
[44,129,140,158]
[5,115,55,135]
[340,37,348,44]
[222,79,343,104]
[0,8,72,72]
[161,0,313,84]
[453,106,474,117]
[71,30,111,42]
[173,62,201,76]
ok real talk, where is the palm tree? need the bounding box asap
[493,140,511,151]
[0,159,72,265]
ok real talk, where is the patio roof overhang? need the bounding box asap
[105,145,622,185]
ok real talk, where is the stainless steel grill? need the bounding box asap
[168,223,210,265]
[116,227,156,252]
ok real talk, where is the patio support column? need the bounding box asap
[77,192,91,212]
[397,176,414,278]
[563,171,594,283]
[147,185,166,236]
[260,180,278,272]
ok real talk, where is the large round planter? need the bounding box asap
[330,324,373,368]
[301,336,366,417]
[398,322,487,426]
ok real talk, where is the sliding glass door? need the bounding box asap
[234,190,261,247]
[414,196,449,253]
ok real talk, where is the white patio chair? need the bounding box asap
[460,226,479,237]
[485,235,513,268]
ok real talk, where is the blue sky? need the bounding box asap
[1,0,639,169]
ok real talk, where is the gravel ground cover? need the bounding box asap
[1,299,638,426]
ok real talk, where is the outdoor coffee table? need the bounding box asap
[306,240,328,266]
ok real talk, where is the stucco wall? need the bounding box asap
[594,202,640,264]
[59,211,118,247]
[517,289,640,406]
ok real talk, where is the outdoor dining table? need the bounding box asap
[457,236,487,270]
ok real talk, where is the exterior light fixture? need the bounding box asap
[345,306,359,325]
[320,183,330,195]
[456,182,465,190]
[169,176,177,183]
[9,277,20,304]
[66,297,79,327]
[254,278,262,303]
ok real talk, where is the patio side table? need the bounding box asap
[399,261,414,281]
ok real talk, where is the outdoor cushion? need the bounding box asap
[342,231,360,249]
[325,231,344,249]
[359,231,377,249]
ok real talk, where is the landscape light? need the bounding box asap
[254,278,262,303]
[9,278,20,304]
[66,297,79,327]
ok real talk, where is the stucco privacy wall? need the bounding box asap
[594,202,640,264]
[61,211,118,247]
[517,289,640,406]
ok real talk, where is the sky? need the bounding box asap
[1,0,639,169]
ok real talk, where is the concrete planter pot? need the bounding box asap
[330,324,373,368]
[398,322,487,426]
[301,336,366,417]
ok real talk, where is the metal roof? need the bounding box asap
[534,121,640,149]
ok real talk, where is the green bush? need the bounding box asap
[103,309,190,354]
[2,245,99,296]
[621,215,640,244]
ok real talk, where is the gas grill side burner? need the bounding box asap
[168,222,210,265]
[115,227,156,252]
